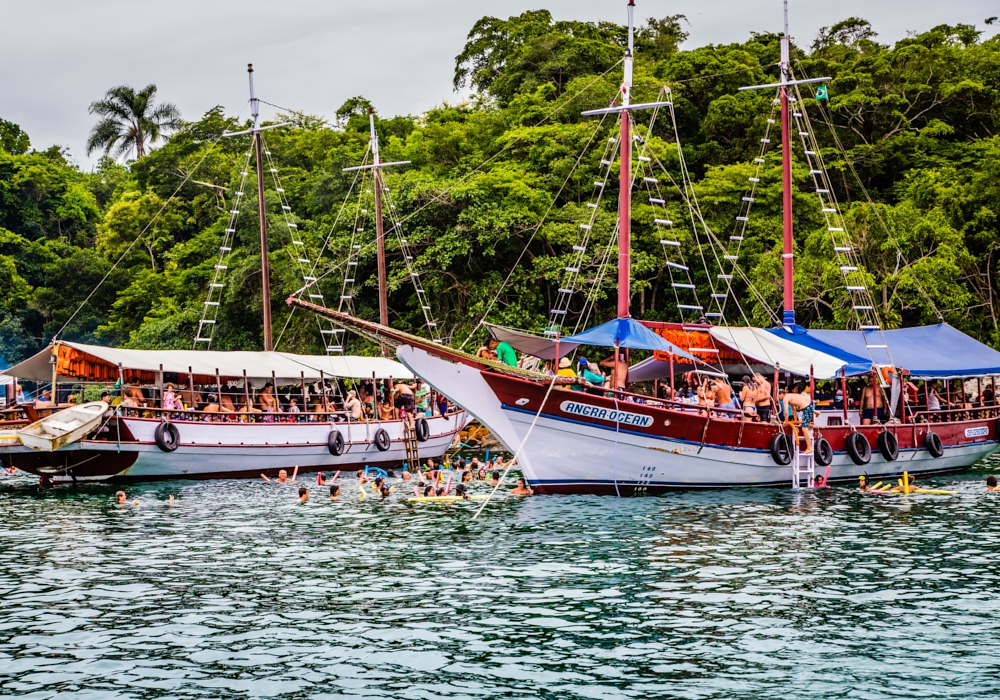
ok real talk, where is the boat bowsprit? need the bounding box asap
[17,401,108,452]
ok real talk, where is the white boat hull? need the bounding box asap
[0,411,468,482]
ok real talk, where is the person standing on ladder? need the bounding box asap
[783,384,814,455]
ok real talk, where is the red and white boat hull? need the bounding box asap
[397,346,999,493]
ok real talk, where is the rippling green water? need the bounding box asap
[3,465,1000,699]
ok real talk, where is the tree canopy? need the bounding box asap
[0,12,998,366]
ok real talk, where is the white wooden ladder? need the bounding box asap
[791,445,815,489]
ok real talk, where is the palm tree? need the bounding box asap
[86,84,181,160]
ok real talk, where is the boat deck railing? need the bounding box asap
[114,405,460,424]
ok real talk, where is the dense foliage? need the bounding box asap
[1,12,999,364]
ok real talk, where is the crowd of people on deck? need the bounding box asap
[6,376,453,425]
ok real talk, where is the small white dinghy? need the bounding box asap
[17,401,108,452]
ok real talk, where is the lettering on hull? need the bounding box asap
[559,401,653,428]
[965,426,989,438]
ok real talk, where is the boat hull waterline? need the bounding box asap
[0,411,467,482]
[397,346,1000,493]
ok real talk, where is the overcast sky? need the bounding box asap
[2,0,996,169]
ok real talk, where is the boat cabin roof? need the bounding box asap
[2,341,413,385]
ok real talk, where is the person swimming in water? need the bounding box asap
[329,484,341,501]
[455,484,470,500]
[987,475,999,492]
[489,470,501,486]
[262,466,298,483]
[510,478,533,496]
[813,474,827,488]
[379,483,392,499]
[114,490,140,506]
[298,487,309,503]
[858,475,871,492]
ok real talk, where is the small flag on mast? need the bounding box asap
[815,85,829,101]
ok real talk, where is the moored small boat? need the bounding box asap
[17,402,108,452]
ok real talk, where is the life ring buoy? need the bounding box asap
[925,431,944,458]
[328,430,345,456]
[373,428,391,452]
[877,431,899,461]
[846,432,871,465]
[814,437,833,467]
[154,422,180,452]
[879,365,896,386]
[414,416,430,442]
[769,433,791,466]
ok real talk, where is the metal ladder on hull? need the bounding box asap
[791,444,815,488]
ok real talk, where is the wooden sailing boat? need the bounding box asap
[0,66,466,482]
[291,0,1000,493]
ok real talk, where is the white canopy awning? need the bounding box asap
[2,341,413,384]
[486,324,579,361]
[709,327,853,379]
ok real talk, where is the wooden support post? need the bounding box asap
[188,366,195,410]
[158,363,164,414]
[841,368,848,423]
[300,371,307,415]
[215,368,222,412]
[51,343,59,405]
[669,352,675,396]
[242,369,250,413]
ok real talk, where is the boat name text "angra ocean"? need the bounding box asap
[559,401,653,428]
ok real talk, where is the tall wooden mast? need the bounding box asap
[779,1,795,325]
[617,0,635,319]
[370,109,389,329]
[738,4,830,327]
[342,110,411,355]
[248,64,273,351]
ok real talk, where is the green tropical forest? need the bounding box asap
[1,12,999,365]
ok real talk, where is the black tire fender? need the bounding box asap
[769,432,791,466]
[925,431,944,458]
[414,416,430,442]
[373,428,391,452]
[154,421,180,452]
[814,437,834,467]
[328,430,345,456]
[877,431,899,461]
[846,432,872,466]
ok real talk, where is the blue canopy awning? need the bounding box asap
[768,323,1000,379]
[563,318,698,362]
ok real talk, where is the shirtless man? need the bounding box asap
[179,387,203,410]
[344,390,362,421]
[600,351,629,392]
[122,385,147,407]
[298,487,309,503]
[783,385,814,454]
[711,379,735,412]
[393,382,415,415]
[860,375,884,425]
[753,373,773,422]
[261,466,298,482]
[510,478,533,496]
